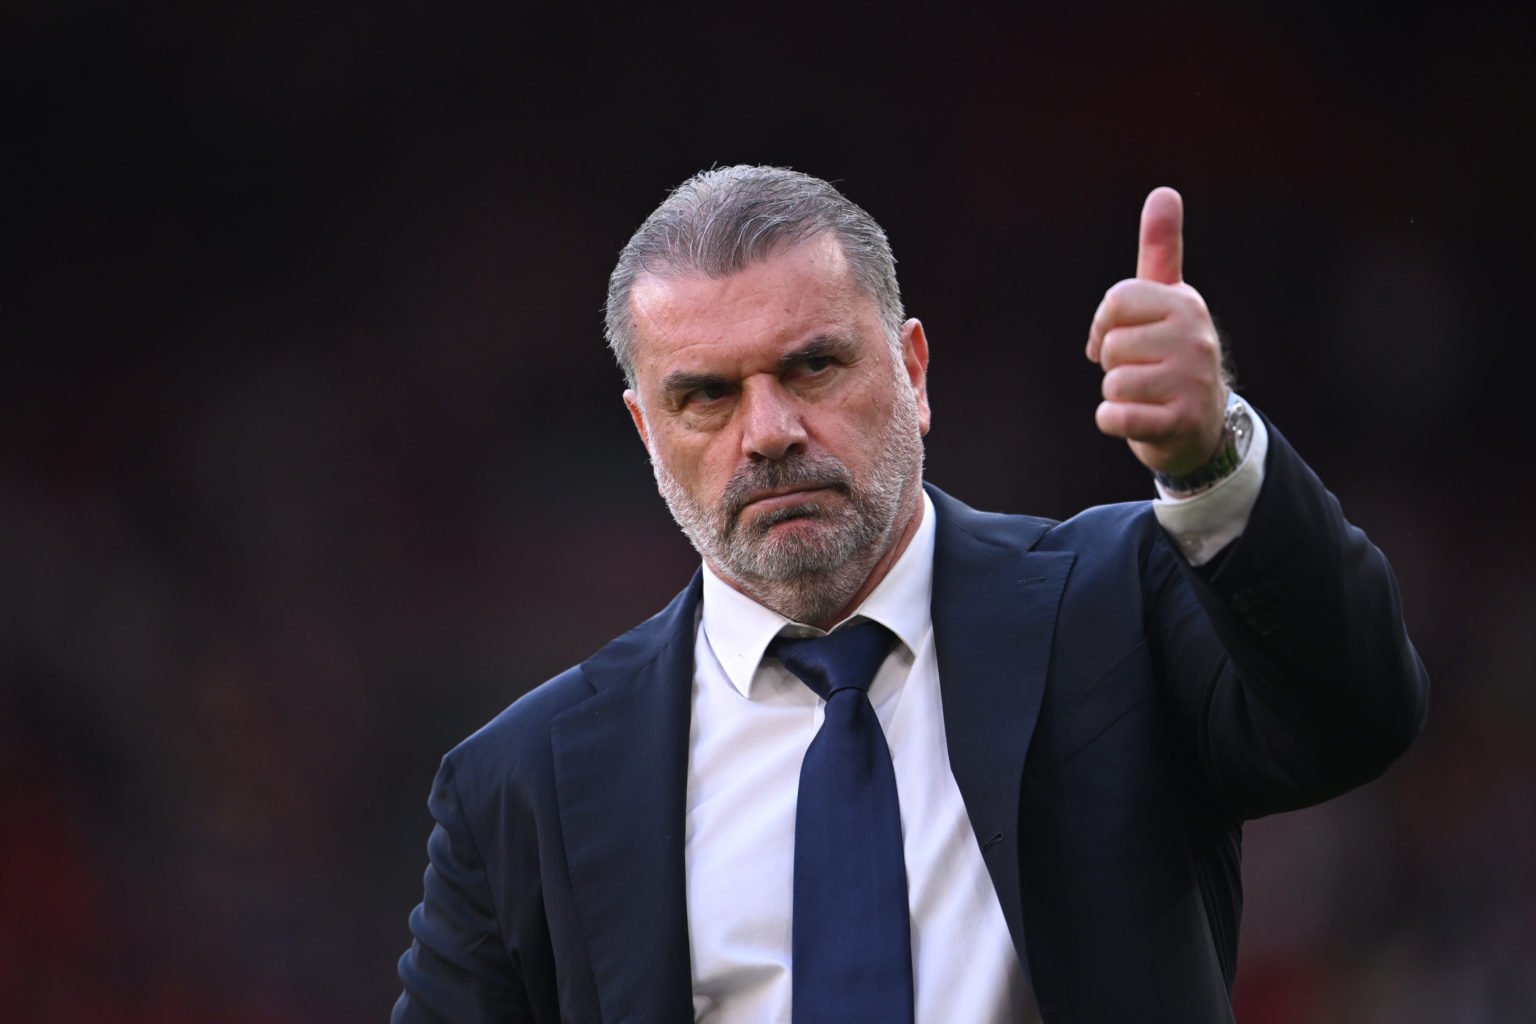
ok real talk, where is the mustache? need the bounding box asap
[722,455,853,532]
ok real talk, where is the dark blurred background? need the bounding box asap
[3,2,1532,1021]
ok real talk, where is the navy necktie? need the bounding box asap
[768,619,914,1024]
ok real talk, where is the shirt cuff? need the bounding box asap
[1151,399,1269,567]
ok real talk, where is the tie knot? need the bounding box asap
[767,619,897,701]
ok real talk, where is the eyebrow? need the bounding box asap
[778,333,858,369]
[657,333,860,400]
[658,370,730,405]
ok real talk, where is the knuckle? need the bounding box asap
[1099,335,1118,367]
[1103,279,1136,314]
[1174,281,1208,310]
[1095,401,1122,434]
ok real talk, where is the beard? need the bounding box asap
[649,377,925,626]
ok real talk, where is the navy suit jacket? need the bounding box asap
[395,423,1428,1023]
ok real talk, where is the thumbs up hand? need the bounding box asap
[1085,188,1229,478]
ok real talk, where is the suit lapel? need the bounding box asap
[927,486,1075,965]
[551,575,701,1023]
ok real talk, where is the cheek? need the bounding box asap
[655,432,730,493]
[820,388,895,450]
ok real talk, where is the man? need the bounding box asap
[394,166,1427,1022]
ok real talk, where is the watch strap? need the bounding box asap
[1154,393,1253,497]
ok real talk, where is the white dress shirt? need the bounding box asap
[683,409,1271,1022]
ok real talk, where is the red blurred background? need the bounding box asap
[3,3,1532,1020]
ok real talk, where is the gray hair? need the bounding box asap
[604,165,904,386]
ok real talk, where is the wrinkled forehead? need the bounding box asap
[625,234,876,373]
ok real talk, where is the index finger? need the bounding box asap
[1136,186,1184,285]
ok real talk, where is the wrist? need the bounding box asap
[1154,393,1253,497]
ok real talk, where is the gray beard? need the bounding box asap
[649,385,925,626]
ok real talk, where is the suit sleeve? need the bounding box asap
[394,756,532,1024]
[1147,418,1429,821]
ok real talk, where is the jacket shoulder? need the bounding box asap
[924,482,1058,550]
[440,665,593,802]
[926,481,1161,556]
[443,571,704,788]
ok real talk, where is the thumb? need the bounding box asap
[1136,186,1184,285]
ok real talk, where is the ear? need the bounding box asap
[900,318,932,436]
[623,389,652,452]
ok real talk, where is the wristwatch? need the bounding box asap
[1153,393,1254,497]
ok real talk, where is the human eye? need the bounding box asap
[673,380,736,413]
[686,382,732,404]
[782,337,853,384]
[787,352,843,383]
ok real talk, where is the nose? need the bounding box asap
[739,376,807,461]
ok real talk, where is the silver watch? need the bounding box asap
[1153,393,1254,497]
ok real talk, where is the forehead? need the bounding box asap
[627,234,878,380]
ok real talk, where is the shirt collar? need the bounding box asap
[700,490,936,699]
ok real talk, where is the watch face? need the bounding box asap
[1228,402,1253,461]
[1156,400,1253,496]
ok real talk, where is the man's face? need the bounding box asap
[622,233,931,622]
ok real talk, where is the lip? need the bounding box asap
[740,485,835,514]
